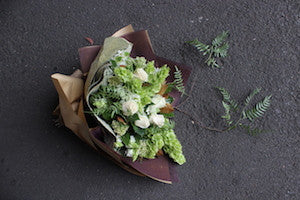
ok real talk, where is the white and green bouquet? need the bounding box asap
[86,37,185,165]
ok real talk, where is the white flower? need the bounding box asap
[134,68,148,82]
[151,94,166,108]
[126,149,134,157]
[149,114,165,128]
[134,114,150,129]
[146,105,159,115]
[122,100,138,116]
[116,136,122,143]
[130,135,136,144]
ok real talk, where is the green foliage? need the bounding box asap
[173,66,185,96]
[216,87,238,110]
[245,88,261,106]
[243,95,272,121]
[217,87,272,135]
[187,31,229,68]
[239,124,266,136]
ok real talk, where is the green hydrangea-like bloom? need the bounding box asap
[114,67,133,83]
[111,120,129,136]
[162,129,186,165]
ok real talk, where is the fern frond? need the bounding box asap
[243,95,272,121]
[212,31,228,46]
[239,124,266,136]
[186,39,210,53]
[207,57,220,68]
[245,88,261,106]
[216,87,238,110]
[173,66,185,96]
[213,42,229,58]
[217,87,231,102]
[221,101,232,124]
[99,85,126,100]
[186,31,229,68]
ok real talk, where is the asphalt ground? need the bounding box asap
[0,0,299,199]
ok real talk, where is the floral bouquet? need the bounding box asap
[51,25,191,183]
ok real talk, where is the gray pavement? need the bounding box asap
[0,0,299,199]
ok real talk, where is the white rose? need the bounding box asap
[126,149,134,157]
[151,94,166,108]
[134,68,148,82]
[146,105,159,115]
[122,100,138,116]
[149,114,165,128]
[134,114,150,129]
[130,135,136,144]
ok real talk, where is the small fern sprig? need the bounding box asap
[186,31,229,68]
[216,87,238,110]
[216,87,272,135]
[244,88,261,106]
[243,95,272,121]
[171,66,186,96]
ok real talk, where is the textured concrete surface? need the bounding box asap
[0,0,299,199]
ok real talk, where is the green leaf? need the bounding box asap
[132,124,146,137]
[161,112,175,118]
[173,66,185,96]
[221,101,231,120]
[245,88,261,106]
[165,83,175,94]
[244,95,272,121]
[121,132,130,146]
[212,31,228,46]
[166,96,174,104]
[186,39,209,54]
[187,31,229,68]
[239,124,266,136]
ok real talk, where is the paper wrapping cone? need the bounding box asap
[51,25,191,183]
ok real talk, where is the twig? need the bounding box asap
[174,107,226,132]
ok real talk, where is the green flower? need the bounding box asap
[114,67,133,83]
[111,120,129,136]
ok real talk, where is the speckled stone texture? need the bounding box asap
[0,0,299,199]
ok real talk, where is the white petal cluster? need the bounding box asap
[134,114,150,129]
[151,94,166,108]
[126,149,134,157]
[122,100,138,116]
[149,114,165,128]
[134,68,148,82]
[146,105,158,115]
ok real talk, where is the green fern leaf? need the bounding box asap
[212,31,228,46]
[221,101,231,121]
[173,66,185,96]
[239,124,266,136]
[186,39,210,54]
[217,87,231,102]
[217,87,239,111]
[245,88,261,106]
[243,95,272,121]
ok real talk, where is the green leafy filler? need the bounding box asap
[186,31,229,68]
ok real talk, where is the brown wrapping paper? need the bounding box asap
[51,25,191,183]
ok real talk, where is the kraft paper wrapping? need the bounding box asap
[51,25,191,183]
